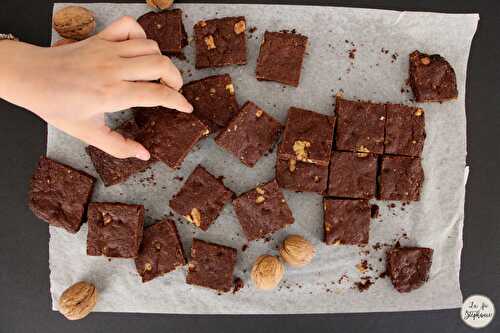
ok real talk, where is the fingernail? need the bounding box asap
[185,103,194,113]
[135,149,150,161]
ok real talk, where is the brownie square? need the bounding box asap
[327,151,378,199]
[186,239,237,292]
[275,158,328,194]
[169,166,234,231]
[233,179,294,241]
[137,9,187,56]
[335,96,386,154]
[409,50,458,102]
[278,107,335,166]
[87,202,144,258]
[182,74,239,132]
[135,219,186,282]
[323,199,370,246]
[194,17,247,69]
[384,104,426,157]
[86,119,154,187]
[387,246,433,293]
[379,155,424,201]
[256,31,308,87]
[134,107,209,169]
[215,101,282,167]
[28,157,95,233]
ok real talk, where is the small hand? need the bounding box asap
[0,16,192,160]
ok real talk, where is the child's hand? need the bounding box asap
[0,16,192,160]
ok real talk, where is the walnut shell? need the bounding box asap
[250,255,284,290]
[53,6,96,40]
[58,281,98,320]
[279,235,315,267]
[146,0,174,10]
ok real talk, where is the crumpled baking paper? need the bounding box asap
[48,3,478,314]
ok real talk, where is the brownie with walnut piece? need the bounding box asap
[278,107,336,166]
[409,50,458,102]
[215,101,282,167]
[134,107,209,169]
[182,74,239,132]
[384,104,426,157]
[378,155,424,201]
[256,31,308,87]
[233,179,294,241]
[86,119,154,187]
[137,9,187,56]
[135,219,186,283]
[186,239,237,293]
[169,165,234,231]
[327,151,378,199]
[275,158,328,194]
[387,246,433,293]
[87,202,144,258]
[194,17,247,69]
[323,199,370,246]
[334,96,386,154]
[28,156,95,233]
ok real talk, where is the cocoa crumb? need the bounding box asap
[232,278,244,294]
[370,204,379,218]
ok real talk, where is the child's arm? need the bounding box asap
[0,16,192,161]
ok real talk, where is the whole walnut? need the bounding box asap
[251,255,284,290]
[58,281,98,320]
[146,0,174,10]
[53,6,96,40]
[279,235,315,267]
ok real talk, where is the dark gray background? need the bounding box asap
[0,0,498,332]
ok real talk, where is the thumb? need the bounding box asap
[84,124,151,160]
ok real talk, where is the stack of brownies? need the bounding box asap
[30,8,459,294]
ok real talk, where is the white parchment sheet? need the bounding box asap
[48,3,478,314]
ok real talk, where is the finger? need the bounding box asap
[115,38,161,58]
[113,81,193,113]
[98,16,146,42]
[84,124,151,160]
[118,55,183,90]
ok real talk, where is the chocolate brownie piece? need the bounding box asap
[233,179,294,241]
[135,219,186,282]
[379,155,424,201]
[335,96,386,154]
[194,17,246,69]
[215,101,282,167]
[28,157,95,233]
[86,119,154,187]
[327,151,378,199]
[387,246,433,293]
[134,107,209,169]
[323,199,370,246]
[169,166,234,231]
[182,74,239,132]
[384,104,426,157]
[256,31,308,87]
[137,9,187,56]
[275,158,328,194]
[278,107,335,166]
[409,50,458,102]
[87,202,144,258]
[186,239,237,292]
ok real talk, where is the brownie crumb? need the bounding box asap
[348,48,357,59]
[355,277,374,292]
[379,271,387,279]
[241,244,248,252]
[232,278,245,294]
[370,204,380,218]
[249,26,257,33]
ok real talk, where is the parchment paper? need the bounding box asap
[48,3,478,314]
